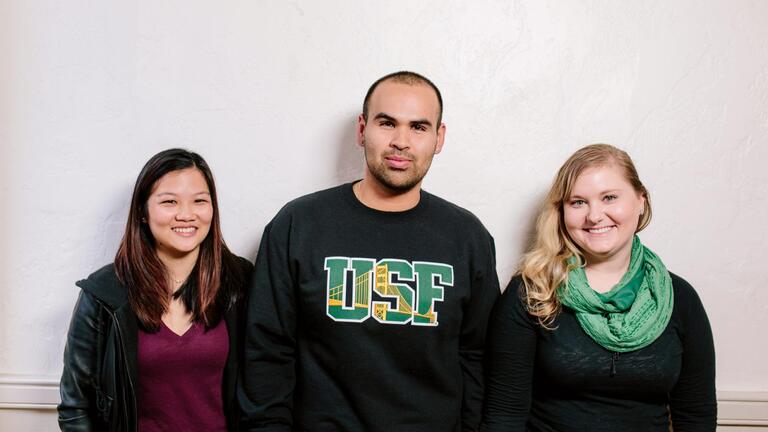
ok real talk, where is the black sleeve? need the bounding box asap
[460,235,501,431]
[668,276,717,431]
[237,221,296,432]
[58,291,100,431]
[480,277,537,431]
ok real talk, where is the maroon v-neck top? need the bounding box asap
[137,319,228,432]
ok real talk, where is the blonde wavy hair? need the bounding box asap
[519,144,652,328]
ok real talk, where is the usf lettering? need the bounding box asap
[324,257,454,326]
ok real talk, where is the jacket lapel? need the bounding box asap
[222,301,241,429]
[114,303,139,389]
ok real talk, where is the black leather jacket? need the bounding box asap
[57,261,250,431]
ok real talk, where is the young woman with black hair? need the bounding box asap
[58,148,251,431]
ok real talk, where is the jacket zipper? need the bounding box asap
[610,352,620,377]
[104,306,137,432]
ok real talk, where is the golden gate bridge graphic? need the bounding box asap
[327,263,436,324]
[327,269,370,309]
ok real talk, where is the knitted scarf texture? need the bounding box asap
[558,236,674,353]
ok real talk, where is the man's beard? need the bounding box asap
[362,139,435,193]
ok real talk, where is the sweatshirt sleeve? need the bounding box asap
[668,276,717,431]
[460,234,501,431]
[237,220,296,432]
[480,277,537,431]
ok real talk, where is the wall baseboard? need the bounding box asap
[0,375,59,410]
[1,375,766,426]
[718,391,768,426]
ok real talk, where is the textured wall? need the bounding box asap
[1,0,767,396]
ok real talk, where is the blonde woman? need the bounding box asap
[481,144,716,431]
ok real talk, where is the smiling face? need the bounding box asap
[563,164,646,266]
[145,167,213,263]
[357,80,446,192]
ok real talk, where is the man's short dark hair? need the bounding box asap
[362,71,443,126]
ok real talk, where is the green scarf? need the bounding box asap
[558,236,673,353]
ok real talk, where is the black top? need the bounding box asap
[481,273,717,431]
[238,182,500,431]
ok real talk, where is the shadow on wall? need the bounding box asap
[333,111,364,185]
[244,112,363,261]
[97,183,134,263]
[53,178,133,374]
[244,233,262,263]
[518,189,547,254]
[500,187,548,287]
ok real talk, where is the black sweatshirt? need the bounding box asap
[239,183,500,432]
[481,273,717,431]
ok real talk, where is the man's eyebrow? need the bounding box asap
[372,112,434,128]
[410,119,433,128]
[372,112,396,122]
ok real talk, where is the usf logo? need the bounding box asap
[324,257,453,326]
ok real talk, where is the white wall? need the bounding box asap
[2,0,768,428]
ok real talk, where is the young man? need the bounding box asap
[239,71,500,431]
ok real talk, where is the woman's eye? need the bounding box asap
[570,200,585,207]
[161,200,176,205]
[604,194,618,202]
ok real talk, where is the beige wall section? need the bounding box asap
[2,0,768,428]
[0,376,58,431]
[0,410,56,432]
